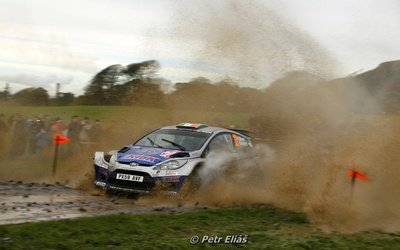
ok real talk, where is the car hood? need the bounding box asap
[116,146,185,166]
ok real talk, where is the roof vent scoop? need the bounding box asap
[176,123,208,130]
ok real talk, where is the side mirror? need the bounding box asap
[201,147,210,158]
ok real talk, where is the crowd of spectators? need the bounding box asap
[0,113,103,158]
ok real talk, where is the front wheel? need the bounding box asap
[179,166,202,198]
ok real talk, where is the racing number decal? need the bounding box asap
[231,134,240,148]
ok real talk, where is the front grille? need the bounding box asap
[108,169,155,191]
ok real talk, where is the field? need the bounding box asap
[1,105,400,249]
[0,105,250,182]
[0,105,251,129]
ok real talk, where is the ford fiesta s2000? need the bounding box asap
[93,123,254,194]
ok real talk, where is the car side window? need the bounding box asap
[231,134,253,153]
[208,133,233,153]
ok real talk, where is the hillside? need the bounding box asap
[354,60,400,112]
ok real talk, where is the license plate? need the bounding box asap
[116,173,144,182]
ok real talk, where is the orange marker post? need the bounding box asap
[52,134,70,177]
[348,169,368,183]
[348,162,368,204]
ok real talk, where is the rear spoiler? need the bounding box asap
[227,128,252,137]
[227,128,285,144]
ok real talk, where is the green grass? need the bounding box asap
[0,105,251,128]
[0,205,399,249]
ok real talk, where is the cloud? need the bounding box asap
[165,0,342,88]
[0,29,99,74]
[158,65,227,83]
[0,0,399,95]
[0,73,73,89]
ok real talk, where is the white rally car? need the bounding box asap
[93,123,254,194]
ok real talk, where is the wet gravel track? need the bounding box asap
[0,181,187,225]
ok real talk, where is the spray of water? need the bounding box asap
[1,0,399,233]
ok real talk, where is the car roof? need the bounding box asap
[160,123,245,136]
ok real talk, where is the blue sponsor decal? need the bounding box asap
[117,146,183,166]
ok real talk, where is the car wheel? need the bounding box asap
[179,166,202,197]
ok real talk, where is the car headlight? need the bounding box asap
[103,151,117,171]
[153,159,188,170]
[104,154,112,163]
[103,151,117,166]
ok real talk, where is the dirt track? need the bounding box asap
[0,181,188,225]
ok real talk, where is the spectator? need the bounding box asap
[51,118,66,135]
[90,119,102,143]
[8,113,17,126]
[9,114,27,157]
[67,115,81,153]
[0,113,8,133]
[36,128,51,152]
[0,113,9,157]
[28,117,44,154]
[43,115,52,131]
[80,117,92,143]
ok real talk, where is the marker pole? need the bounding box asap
[52,136,60,177]
[349,169,356,205]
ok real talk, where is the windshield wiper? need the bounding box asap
[147,137,163,148]
[161,138,186,151]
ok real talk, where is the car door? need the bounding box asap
[230,133,254,160]
[203,132,251,174]
[207,133,234,154]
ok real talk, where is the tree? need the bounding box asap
[0,83,11,101]
[123,60,160,79]
[125,80,165,107]
[84,64,124,104]
[83,60,161,105]
[55,92,75,106]
[13,87,49,105]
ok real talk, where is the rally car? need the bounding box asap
[93,123,254,194]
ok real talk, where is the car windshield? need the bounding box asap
[134,129,210,151]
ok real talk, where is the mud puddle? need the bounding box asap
[0,181,189,225]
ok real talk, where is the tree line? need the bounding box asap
[0,60,266,111]
[2,59,399,117]
[0,84,74,106]
[2,58,399,142]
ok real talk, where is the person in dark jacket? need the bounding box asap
[28,117,44,154]
[67,115,81,153]
[36,128,51,153]
[0,113,9,158]
[9,114,27,157]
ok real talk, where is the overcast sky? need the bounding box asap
[0,0,399,95]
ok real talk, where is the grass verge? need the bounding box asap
[0,205,399,249]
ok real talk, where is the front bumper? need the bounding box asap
[94,164,186,194]
[94,180,178,195]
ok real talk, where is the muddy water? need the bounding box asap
[0,181,189,225]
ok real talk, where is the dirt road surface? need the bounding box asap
[0,181,187,225]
